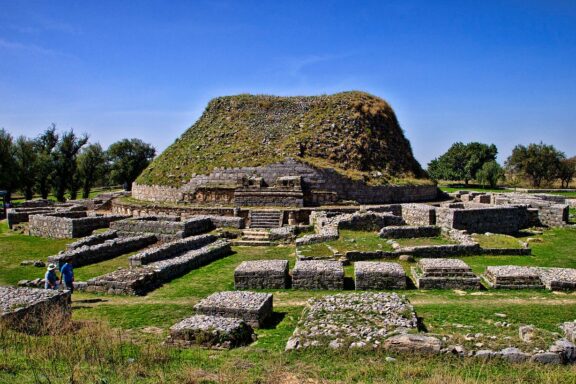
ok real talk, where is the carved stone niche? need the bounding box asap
[276,176,302,190]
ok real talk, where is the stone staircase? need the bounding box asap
[248,210,283,229]
[233,229,273,246]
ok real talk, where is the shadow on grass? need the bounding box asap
[262,311,287,330]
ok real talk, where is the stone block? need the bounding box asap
[168,314,254,348]
[483,266,544,289]
[194,291,273,328]
[354,261,406,290]
[234,260,290,289]
[413,258,481,290]
[291,260,344,290]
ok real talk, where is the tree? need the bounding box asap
[35,125,59,199]
[505,142,564,187]
[51,130,88,202]
[558,157,576,188]
[427,142,498,184]
[14,136,38,200]
[476,160,504,188]
[78,143,106,198]
[0,128,18,202]
[107,139,155,191]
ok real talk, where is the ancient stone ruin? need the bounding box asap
[194,291,273,328]
[234,260,290,290]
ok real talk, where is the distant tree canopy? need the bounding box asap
[427,142,498,185]
[476,160,505,189]
[0,126,155,202]
[107,139,156,191]
[505,142,565,187]
[558,157,576,189]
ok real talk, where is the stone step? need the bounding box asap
[250,224,280,229]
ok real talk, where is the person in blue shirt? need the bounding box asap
[44,264,59,290]
[60,258,74,293]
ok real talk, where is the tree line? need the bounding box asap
[428,141,576,188]
[0,124,155,202]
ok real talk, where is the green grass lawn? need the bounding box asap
[472,233,524,249]
[395,236,456,247]
[2,220,576,383]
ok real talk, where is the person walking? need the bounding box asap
[44,264,59,290]
[60,258,75,293]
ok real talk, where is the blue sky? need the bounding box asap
[1,0,575,166]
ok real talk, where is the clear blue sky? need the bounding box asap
[1,0,575,166]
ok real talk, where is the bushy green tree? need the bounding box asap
[52,130,88,201]
[476,160,504,188]
[427,142,497,184]
[35,125,59,199]
[107,139,155,191]
[78,143,106,198]
[14,136,38,200]
[505,142,564,187]
[558,157,576,188]
[0,128,18,202]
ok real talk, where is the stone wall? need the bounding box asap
[132,158,439,206]
[379,225,441,239]
[400,203,437,226]
[67,230,118,250]
[29,214,130,238]
[493,193,569,227]
[436,206,525,234]
[87,239,231,295]
[111,216,214,241]
[48,234,157,267]
[128,234,218,266]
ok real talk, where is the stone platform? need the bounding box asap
[285,292,417,350]
[291,260,344,290]
[234,260,290,289]
[412,258,481,289]
[194,291,273,328]
[168,314,254,348]
[482,266,544,289]
[0,286,71,333]
[537,268,576,291]
[354,262,406,290]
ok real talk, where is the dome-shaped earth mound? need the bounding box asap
[137,91,426,187]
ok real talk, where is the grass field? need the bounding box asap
[1,221,576,383]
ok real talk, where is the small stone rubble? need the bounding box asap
[285,292,418,350]
[537,267,576,291]
[167,314,255,349]
[483,266,544,289]
[128,234,217,266]
[234,260,290,289]
[48,234,157,267]
[194,291,273,328]
[291,260,344,290]
[86,239,231,295]
[0,286,71,333]
[354,262,406,290]
[413,258,481,290]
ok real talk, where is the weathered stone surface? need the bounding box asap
[436,205,525,234]
[483,266,544,289]
[29,213,129,238]
[537,267,576,291]
[519,325,535,343]
[549,339,576,363]
[383,334,442,355]
[413,258,481,290]
[48,234,157,268]
[168,314,255,348]
[354,262,406,290]
[379,225,440,239]
[291,260,344,290]
[499,347,530,363]
[86,240,231,295]
[474,350,496,360]
[400,204,436,226]
[128,234,217,266]
[286,292,417,350]
[111,216,215,242]
[194,291,273,328]
[234,260,290,289]
[66,230,118,250]
[561,321,576,343]
[530,352,562,365]
[0,286,71,333]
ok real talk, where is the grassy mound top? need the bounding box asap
[137,91,427,187]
